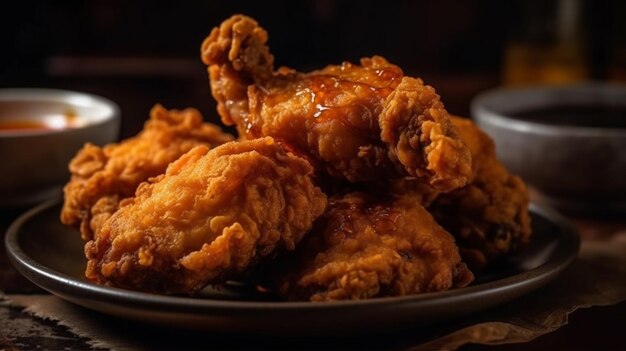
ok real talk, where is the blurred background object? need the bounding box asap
[502,0,588,85]
[1,0,624,137]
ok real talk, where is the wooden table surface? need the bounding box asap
[1,202,625,350]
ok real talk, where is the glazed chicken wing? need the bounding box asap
[274,191,473,301]
[61,104,234,240]
[85,138,327,294]
[428,117,531,269]
[201,15,471,191]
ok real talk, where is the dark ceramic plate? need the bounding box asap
[5,199,579,335]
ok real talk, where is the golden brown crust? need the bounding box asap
[61,104,234,240]
[380,78,472,191]
[275,191,472,301]
[201,14,273,78]
[57,15,534,301]
[201,14,470,189]
[428,117,531,269]
[84,138,327,294]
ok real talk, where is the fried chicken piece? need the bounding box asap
[428,117,531,269]
[61,104,234,240]
[84,137,327,294]
[274,191,473,301]
[201,15,471,191]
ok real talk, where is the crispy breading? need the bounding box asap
[61,104,234,240]
[275,191,473,301]
[201,15,471,191]
[429,117,531,269]
[84,138,327,294]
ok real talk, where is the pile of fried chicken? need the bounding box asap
[61,15,531,301]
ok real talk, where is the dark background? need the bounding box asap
[2,0,625,137]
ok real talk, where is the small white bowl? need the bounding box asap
[0,88,120,207]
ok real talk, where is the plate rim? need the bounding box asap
[5,198,580,313]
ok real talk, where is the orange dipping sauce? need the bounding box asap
[0,120,52,131]
[0,113,80,132]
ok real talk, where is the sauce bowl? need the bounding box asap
[471,83,626,214]
[0,88,120,207]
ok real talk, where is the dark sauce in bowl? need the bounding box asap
[511,105,626,128]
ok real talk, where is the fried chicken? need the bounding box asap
[84,137,327,294]
[274,191,473,301]
[61,104,234,240]
[428,117,531,269]
[201,15,471,192]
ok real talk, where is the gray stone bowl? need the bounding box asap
[471,83,626,214]
[0,88,120,207]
